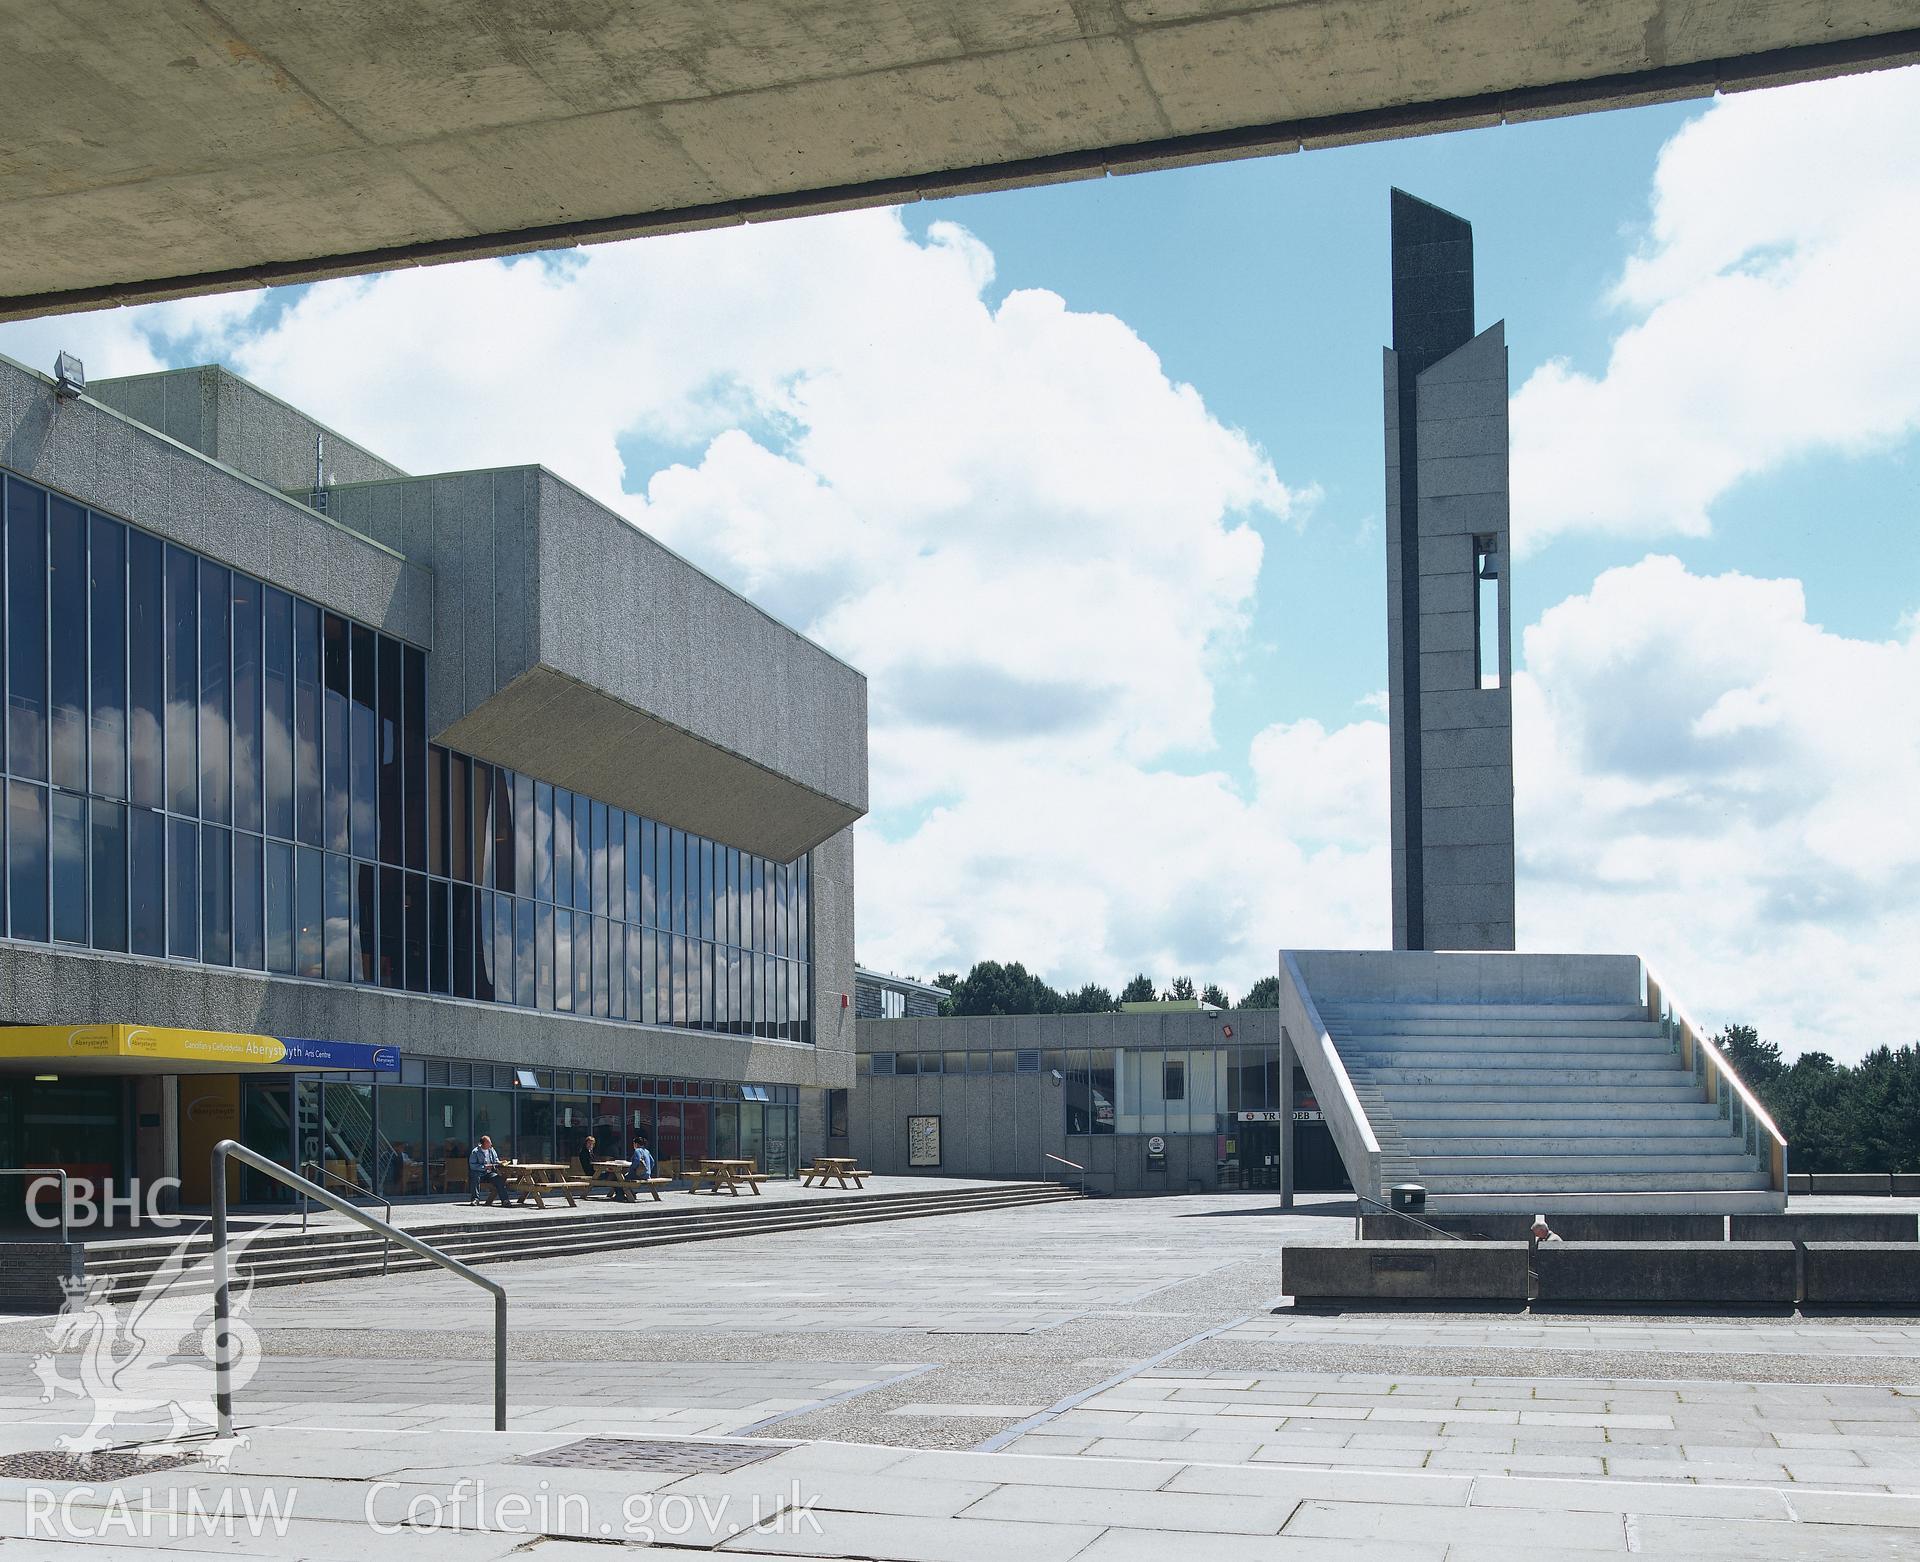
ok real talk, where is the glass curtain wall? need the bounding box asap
[0,470,813,1043]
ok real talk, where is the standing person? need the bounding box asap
[469,1135,510,1205]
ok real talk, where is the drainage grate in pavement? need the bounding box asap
[0,1449,204,1481]
[514,1437,785,1474]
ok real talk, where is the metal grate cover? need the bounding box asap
[515,1437,784,1474]
[0,1449,203,1481]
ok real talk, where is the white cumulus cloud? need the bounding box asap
[1510,66,1920,554]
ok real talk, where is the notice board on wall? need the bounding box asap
[907,1115,941,1168]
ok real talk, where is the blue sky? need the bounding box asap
[4,69,1915,1058]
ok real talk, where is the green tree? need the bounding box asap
[1119,974,1157,1004]
[943,960,1062,1017]
[1240,975,1280,1009]
[934,972,961,1017]
[1200,982,1230,1009]
[1716,1023,1782,1088]
[1062,983,1116,1014]
[1168,976,1196,1001]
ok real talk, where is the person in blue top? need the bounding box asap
[468,1135,511,1205]
[626,1139,655,1183]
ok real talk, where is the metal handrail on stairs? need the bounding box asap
[1,1167,71,1243]
[1043,1153,1085,1195]
[1350,1191,1467,1242]
[299,1160,393,1275]
[212,1140,506,1436]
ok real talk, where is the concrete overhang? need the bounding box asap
[1,4,1914,321]
[321,467,868,863]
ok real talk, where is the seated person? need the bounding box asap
[468,1135,511,1204]
[626,1139,656,1182]
[577,1135,602,1180]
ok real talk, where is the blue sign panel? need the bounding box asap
[277,1037,402,1073]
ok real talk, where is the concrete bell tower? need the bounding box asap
[1383,189,1516,951]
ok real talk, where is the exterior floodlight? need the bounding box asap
[52,352,85,400]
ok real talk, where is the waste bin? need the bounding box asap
[1390,1183,1426,1214]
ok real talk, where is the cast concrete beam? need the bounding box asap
[0,4,1915,319]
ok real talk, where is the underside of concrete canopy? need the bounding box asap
[1,3,1916,320]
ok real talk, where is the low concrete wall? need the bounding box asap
[1361,1212,1723,1243]
[0,1241,83,1312]
[1283,1242,1527,1303]
[1533,1242,1796,1306]
[1803,1244,1920,1307]
[1788,1173,1810,1195]
[1808,1173,1898,1196]
[1732,1213,1918,1243]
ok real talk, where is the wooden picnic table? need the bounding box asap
[586,1159,671,1203]
[488,1160,591,1208]
[800,1156,870,1189]
[690,1158,766,1196]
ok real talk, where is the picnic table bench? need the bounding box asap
[474,1161,590,1208]
[800,1156,870,1189]
[689,1158,767,1195]
[586,1160,673,1202]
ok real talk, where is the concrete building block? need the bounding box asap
[0,1242,83,1312]
[1422,727,1512,772]
[1415,453,1506,500]
[1361,1212,1725,1242]
[1731,1213,1919,1243]
[1413,414,1506,461]
[1808,1173,1895,1196]
[1420,804,1515,847]
[1418,608,1476,653]
[1417,490,1507,537]
[1419,648,1476,694]
[1422,844,1515,889]
[1420,765,1513,810]
[1802,1243,1920,1306]
[1283,1242,1527,1302]
[1533,1243,1796,1306]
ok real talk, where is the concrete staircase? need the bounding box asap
[80,1181,1080,1300]
[1320,999,1780,1214]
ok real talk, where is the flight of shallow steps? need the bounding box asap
[1319,999,1777,1214]
[79,1180,1081,1300]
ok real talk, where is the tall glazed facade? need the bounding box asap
[0,356,864,1206]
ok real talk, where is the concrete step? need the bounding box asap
[1404,1136,1748,1157]
[1378,1085,1706,1103]
[1420,1169,1772,1193]
[89,1185,1083,1298]
[1365,1067,1692,1087]
[1401,1124,1736,1144]
[1424,1189,1786,1214]
[81,1183,1058,1272]
[1412,1152,1755,1175]
[1328,1018,1665,1038]
[1336,1033,1675,1055]
[1320,1003,1649,1022]
[1345,1050,1682,1071]
[1392,1100,1723,1121]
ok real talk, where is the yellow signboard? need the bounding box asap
[0,1024,289,1068]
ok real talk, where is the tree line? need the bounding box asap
[931,959,1281,1017]
[1717,1024,1920,1173]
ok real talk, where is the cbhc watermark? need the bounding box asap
[25,1176,182,1230]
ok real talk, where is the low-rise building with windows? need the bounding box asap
[0,355,864,1210]
[854,967,948,1021]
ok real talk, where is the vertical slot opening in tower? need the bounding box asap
[1474,535,1499,690]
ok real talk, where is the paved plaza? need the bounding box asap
[3,1189,1920,1557]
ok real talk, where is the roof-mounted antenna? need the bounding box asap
[311,433,329,515]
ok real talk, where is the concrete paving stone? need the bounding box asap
[1603,1457,1791,1482]
[1087,1438,1264,1462]
[884,1449,1171,1491]
[1282,1497,1629,1550]
[962,1483,1298,1534]
[1469,1475,1791,1519]
[1789,1491,1920,1527]
[718,1508,1105,1561]
[1426,1450,1605,1476]
[1519,1410,1673,1429]
[1159,1465,1471,1507]
[994,1433,1095,1456]
[1627,1514,1915,1557]
[665,1468,999,1521]
[1072,1530,1446,1561]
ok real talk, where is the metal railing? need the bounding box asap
[1350,1191,1467,1243]
[212,1140,506,1435]
[1043,1152,1086,1195]
[1,1167,70,1243]
[299,1160,392,1276]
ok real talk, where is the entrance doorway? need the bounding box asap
[1220,1120,1284,1189]
[1293,1119,1353,1192]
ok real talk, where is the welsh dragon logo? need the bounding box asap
[32,1223,270,1466]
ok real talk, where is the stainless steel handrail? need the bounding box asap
[1043,1152,1086,1195]
[212,1140,506,1435]
[298,1160,392,1276]
[1350,1191,1467,1242]
[1,1167,71,1243]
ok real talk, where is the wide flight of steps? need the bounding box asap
[78,1181,1080,1300]
[1321,1000,1779,1214]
